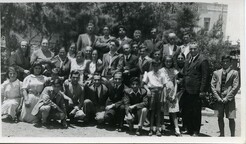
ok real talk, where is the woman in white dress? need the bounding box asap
[1,66,23,122]
[19,62,49,123]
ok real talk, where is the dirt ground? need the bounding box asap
[1,94,241,138]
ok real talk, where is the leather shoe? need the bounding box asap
[156,130,161,137]
[192,132,199,137]
[136,128,142,136]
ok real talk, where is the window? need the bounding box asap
[204,18,211,31]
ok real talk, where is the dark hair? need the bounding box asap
[93,72,101,78]
[130,77,140,84]
[163,55,174,68]
[176,52,185,61]
[30,62,44,75]
[109,39,120,47]
[51,77,62,86]
[118,25,127,32]
[70,70,81,77]
[6,66,19,79]
[69,42,77,54]
[150,48,162,59]
[221,55,232,62]
[59,46,68,53]
[113,71,123,78]
[77,50,85,58]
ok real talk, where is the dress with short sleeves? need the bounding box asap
[19,74,49,123]
[160,67,179,113]
[1,79,23,119]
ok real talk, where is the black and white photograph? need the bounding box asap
[0,0,244,143]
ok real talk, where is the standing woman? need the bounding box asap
[70,51,90,85]
[1,66,23,122]
[9,40,31,81]
[51,47,71,80]
[19,62,49,123]
[84,49,103,80]
[67,42,77,60]
[30,38,54,65]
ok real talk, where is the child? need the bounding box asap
[160,55,182,136]
[143,60,167,136]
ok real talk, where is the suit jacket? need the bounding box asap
[9,49,30,73]
[123,88,148,114]
[51,55,71,79]
[211,68,239,101]
[102,52,123,76]
[144,39,163,53]
[183,54,209,94]
[84,84,109,107]
[106,83,128,109]
[121,54,139,77]
[116,36,132,54]
[95,35,116,59]
[77,33,98,52]
[31,86,66,116]
[161,44,181,59]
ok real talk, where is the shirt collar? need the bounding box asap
[222,66,231,74]
[129,89,141,95]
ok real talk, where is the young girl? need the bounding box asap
[160,55,182,136]
[1,66,23,122]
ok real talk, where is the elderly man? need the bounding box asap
[124,77,148,136]
[143,28,163,54]
[95,26,116,59]
[116,25,132,54]
[183,42,209,136]
[104,72,127,132]
[211,55,240,137]
[161,33,181,59]
[9,40,31,81]
[77,22,98,52]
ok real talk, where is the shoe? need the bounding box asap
[148,130,153,136]
[61,120,68,129]
[118,126,124,132]
[2,114,12,122]
[219,134,225,137]
[136,127,142,136]
[175,132,182,137]
[34,122,43,128]
[156,130,161,137]
[192,132,199,137]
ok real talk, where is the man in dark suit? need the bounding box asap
[138,45,152,80]
[116,25,132,54]
[77,22,98,52]
[83,73,109,124]
[120,43,139,86]
[211,55,240,137]
[183,42,209,136]
[143,28,163,54]
[124,77,148,136]
[95,26,116,59]
[102,39,123,79]
[104,72,127,132]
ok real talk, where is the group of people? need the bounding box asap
[1,22,240,137]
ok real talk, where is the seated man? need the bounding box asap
[124,77,148,136]
[83,73,109,123]
[63,70,85,122]
[32,78,68,128]
[104,72,127,132]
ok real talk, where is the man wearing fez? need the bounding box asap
[104,72,127,132]
[211,55,239,137]
[120,43,139,87]
[143,28,162,54]
[116,25,132,54]
[124,77,148,136]
[102,39,123,79]
[95,26,116,59]
[183,42,209,136]
[32,78,68,128]
[77,22,98,52]
[83,73,109,124]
